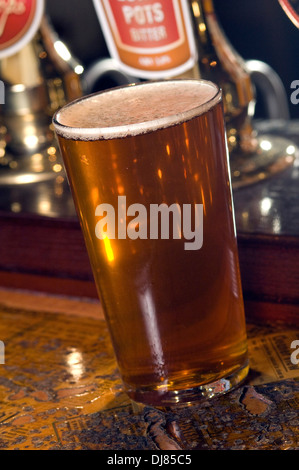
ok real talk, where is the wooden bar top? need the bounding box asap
[0,288,299,450]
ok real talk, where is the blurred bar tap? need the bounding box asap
[93,0,298,188]
[0,0,83,186]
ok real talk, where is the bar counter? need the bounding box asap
[0,288,299,451]
[0,120,299,450]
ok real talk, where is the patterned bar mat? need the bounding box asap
[0,298,299,450]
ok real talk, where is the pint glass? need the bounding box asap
[53,79,248,406]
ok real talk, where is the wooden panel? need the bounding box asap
[1,210,298,324]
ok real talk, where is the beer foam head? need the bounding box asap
[54,80,221,140]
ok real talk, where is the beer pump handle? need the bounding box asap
[83,58,139,95]
[278,0,299,28]
[0,5,83,186]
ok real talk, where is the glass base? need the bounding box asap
[126,360,249,408]
[230,134,297,189]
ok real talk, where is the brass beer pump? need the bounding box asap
[0,12,82,187]
[92,0,297,188]
[187,0,297,188]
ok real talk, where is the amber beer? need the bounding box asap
[53,80,248,406]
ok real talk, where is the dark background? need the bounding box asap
[45,0,299,118]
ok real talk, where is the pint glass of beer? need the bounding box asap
[53,79,248,407]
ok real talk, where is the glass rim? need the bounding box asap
[53,78,222,141]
